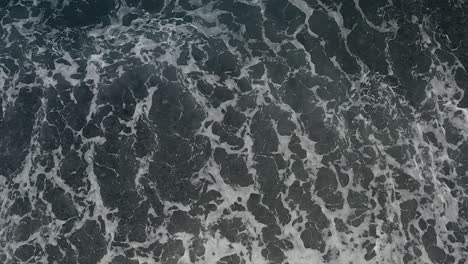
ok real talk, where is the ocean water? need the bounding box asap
[0,0,467,263]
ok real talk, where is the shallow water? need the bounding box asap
[0,0,467,263]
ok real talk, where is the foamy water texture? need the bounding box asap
[0,0,468,263]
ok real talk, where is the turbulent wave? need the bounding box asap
[0,0,467,263]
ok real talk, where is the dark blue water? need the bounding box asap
[0,1,467,263]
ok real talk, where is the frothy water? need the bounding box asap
[0,1,467,263]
